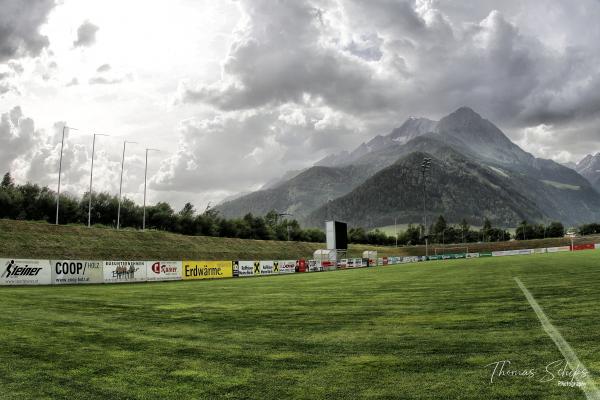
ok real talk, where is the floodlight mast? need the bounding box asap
[142,148,160,231]
[88,133,110,227]
[421,157,432,257]
[117,140,138,230]
[56,125,79,225]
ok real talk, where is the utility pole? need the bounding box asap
[55,125,78,225]
[117,140,137,230]
[88,133,109,227]
[143,148,160,231]
[421,157,432,257]
[395,217,398,247]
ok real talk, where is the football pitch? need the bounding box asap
[2,252,600,399]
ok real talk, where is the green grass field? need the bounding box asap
[2,251,600,399]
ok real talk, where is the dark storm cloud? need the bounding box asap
[73,20,99,48]
[0,0,55,62]
[177,0,600,164]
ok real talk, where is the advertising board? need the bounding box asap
[182,261,233,280]
[0,259,52,285]
[103,261,147,283]
[145,261,182,281]
[52,260,103,284]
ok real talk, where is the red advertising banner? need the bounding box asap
[572,244,595,251]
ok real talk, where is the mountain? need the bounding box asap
[575,153,600,192]
[216,107,600,227]
[316,117,436,167]
[306,148,544,228]
[215,164,375,219]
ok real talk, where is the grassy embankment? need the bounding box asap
[0,219,598,260]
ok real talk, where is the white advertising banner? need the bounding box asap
[258,260,276,275]
[51,260,103,284]
[401,256,420,264]
[234,261,256,277]
[103,261,147,283]
[145,261,182,281]
[0,258,52,285]
[466,253,480,259]
[278,260,296,274]
[533,248,547,254]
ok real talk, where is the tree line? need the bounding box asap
[0,172,570,246]
[0,172,325,242]
[349,216,565,246]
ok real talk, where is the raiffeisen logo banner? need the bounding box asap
[0,259,51,285]
[145,261,182,281]
[103,261,147,283]
[234,261,255,277]
[259,260,277,275]
[182,261,232,280]
[51,260,103,284]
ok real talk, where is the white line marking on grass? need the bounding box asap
[514,277,600,400]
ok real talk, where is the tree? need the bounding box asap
[546,222,564,238]
[1,172,14,188]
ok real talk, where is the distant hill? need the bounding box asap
[216,107,600,227]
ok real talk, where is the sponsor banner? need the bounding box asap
[338,259,348,269]
[492,250,520,257]
[516,249,534,255]
[234,261,256,277]
[401,256,420,263]
[368,258,377,267]
[347,259,355,268]
[0,259,52,285]
[308,260,322,272]
[573,244,595,251]
[183,261,233,280]
[145,261,182,281]
[361,258,368,267]
[479,252,493,257]
[427,255,440,261]
[466,253,480,259]
[547,246,570,253]
[103,261,147,283]
[254,260,277,275]
[278,260,296,274]
[377,257,384,266]
[52,260,103,284]
[533,248,547,254]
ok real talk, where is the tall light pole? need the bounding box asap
[56,125,78,225]
[421,157,432,257]
[88,133,109,227]
[143,148,160,231]
[117,140,137,230]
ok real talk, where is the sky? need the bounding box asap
[1,0,600,211]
